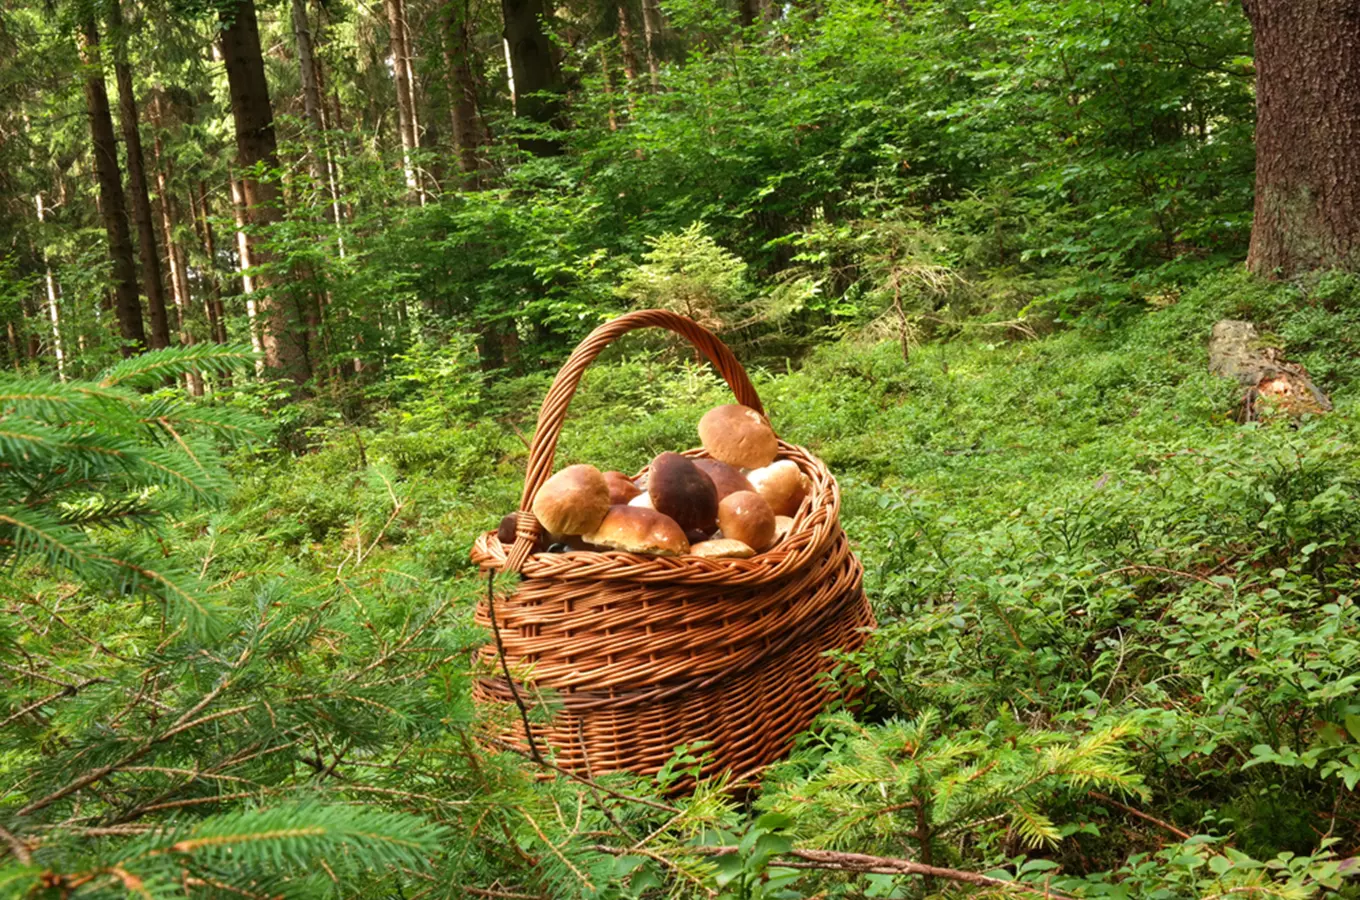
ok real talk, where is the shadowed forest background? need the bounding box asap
[4,0,1360,896]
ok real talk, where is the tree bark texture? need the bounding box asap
[80,17,147,355]
[151,134,202,394]
[502,0,565,155]
[640,0,662,91]
[187,183,228,346]
[220,0,312,386]
[1245,0,1360,277]
[33,193,65,381]
[110,1,171,349]
[443,0,484,183]
[386,0,422,197]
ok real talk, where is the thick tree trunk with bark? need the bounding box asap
[443,0,483,184]
[502,0,565,155]
[1244,0,1360,277]
[80,17,146,355]
[110,1,171,349]
[220,0,312,386]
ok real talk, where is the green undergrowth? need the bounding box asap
[222,268,1360,894]
[7,268,1360,897]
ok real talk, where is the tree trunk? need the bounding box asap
[1244,0,1360,277]
[501,0,565,155]
[80,16,146,356]
[229,174,267,376]
[220,0,312,386]
[187,184,228,348]
[443,0,483,185]
[640,0,662,91]
[110,0,172,350]
[386,0,422,198]
[33,194,65,381]
[151,127,203,395]
[616,0,639,83]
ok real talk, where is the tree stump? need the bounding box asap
[1208,320,1332,421]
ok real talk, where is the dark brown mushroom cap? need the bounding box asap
[647,451,719,533]
[693,458,756,500]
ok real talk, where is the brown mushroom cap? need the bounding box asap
[603,471,642,506]
[497,513,518,545]
[531,464,611,536]
[648,452,719,533]
[747,460,811,517]
[717,490,776,552]
[690,538,755,559]
[583,505,690,556]
[698,404,778,469]
[693,458,756,500]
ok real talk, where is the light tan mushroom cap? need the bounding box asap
[747,460,811,517]
[698,404,778,469]
[773,515,795,543]
[531,464,610,536]
[583,506,690,556]
[690,538,755,559]
[717,490,776,552]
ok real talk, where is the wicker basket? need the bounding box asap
[471,309,874,783]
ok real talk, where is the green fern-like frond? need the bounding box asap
[97,344,258,389]
[0,374,130,421]
[1008,802,1060,849]
[130,803,448,874]
[0,507,105,575]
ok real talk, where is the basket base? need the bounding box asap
[475,580,874,785]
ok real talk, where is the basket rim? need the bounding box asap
[471,440,842,587]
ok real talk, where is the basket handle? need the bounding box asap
[502,309,764,573]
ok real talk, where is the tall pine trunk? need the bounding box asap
[443,0,483,185]
[386,0,422,198]
[187,184,228,347]
[109,0,172,350]
[640,0,662,91]
[1244,0,1360,277]
[229,174,267,376]
[501,0,564,155]
[33,195,66,381]
[80,16,146,356]
[150,123,202,395]
[220,0,312,386]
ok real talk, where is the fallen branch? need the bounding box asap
[1089,791,1192,842]
[642,845,1077,899]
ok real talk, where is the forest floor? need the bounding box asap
[223,266,1360,885]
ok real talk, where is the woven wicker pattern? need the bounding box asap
[471,310,875,782]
